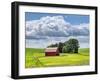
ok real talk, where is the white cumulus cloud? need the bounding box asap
[25,15,89,39]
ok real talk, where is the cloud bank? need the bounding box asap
[26,15,89,39]
[25,15,89,48]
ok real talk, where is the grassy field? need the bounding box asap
[25,48,90,68]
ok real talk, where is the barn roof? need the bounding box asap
[45,47,58,52]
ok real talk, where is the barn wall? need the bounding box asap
[45,52,59,56]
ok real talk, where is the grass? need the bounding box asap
[25,48,90,68]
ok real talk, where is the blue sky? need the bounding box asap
[25,12,89,25]
[25,12,89,48]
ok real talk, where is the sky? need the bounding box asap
[25,12,89,25]
[25,12,89,48]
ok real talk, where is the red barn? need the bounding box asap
[45,47,59,56]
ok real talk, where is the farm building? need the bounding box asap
[45,47,59,56]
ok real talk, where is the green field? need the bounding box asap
[25,48,90,68]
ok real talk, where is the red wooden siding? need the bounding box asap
[45,48,59,56]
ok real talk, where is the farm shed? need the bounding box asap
[45,47,59,56]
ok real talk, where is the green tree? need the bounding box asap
[47,43,58,47]
[58,42,64,53]
[62,38,79,53]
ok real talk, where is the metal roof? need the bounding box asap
[45,47,58,52]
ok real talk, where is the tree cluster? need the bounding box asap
[47,38,79,53]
